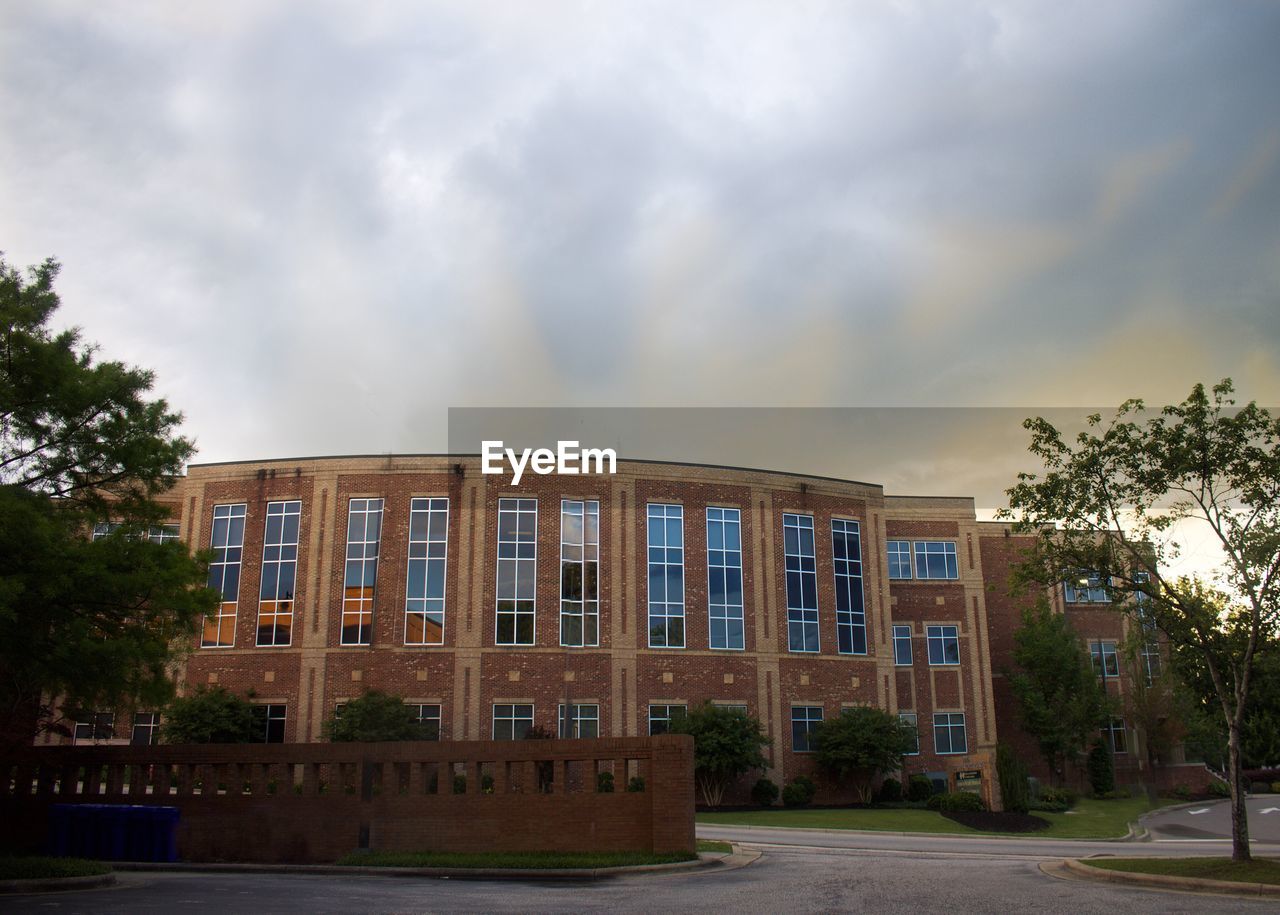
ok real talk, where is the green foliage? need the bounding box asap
[0,255,215,744]
[596,771,614,793]
[452,773,467,794]
[324,690,432,742]
[1008,598,1111,782]
[1207,780,1231,798]
[907,774,934,803]
[1001,381,1280,861]
[161,687,257,744]
[1087,742,1115,795]
[626,776,645,793]
[927,791,986,812]
[669,702,770,808]
[996,743,1031,814]
[782,775,816,807]
[810,706,915,803]
[751,777,779,807]
[877,777,903,803]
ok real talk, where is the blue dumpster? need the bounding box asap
[48,804,180,862]
[48,804,73,857]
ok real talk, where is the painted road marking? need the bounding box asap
[1261,807,1279,815]
[1188,808,1210,815]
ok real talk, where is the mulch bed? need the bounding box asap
[941,810,1051,832]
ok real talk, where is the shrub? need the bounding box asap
[751,778,780,807]
[597,771,615,793]
[877,777,903,803]
[782,775,816,808]
[1087,742,1115,796]
[927,791,986,812]
[996,743,1030,814]
[1031,786,1076,812]
[1272,781,1280,793]
[480,774,495,794]
[1207,780,1230,798]
[1096,788,1131,800]
[626,776,646,793]
[1172,784,1192,800]
[452,774,467,795]
[907,774,934,803]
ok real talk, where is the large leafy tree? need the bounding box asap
[324,690,435,742]
[1002,380,1280,862]
[1007,598,1112,783]
[0,254,215,747]
[810,705,914,804]
[669,703,769,808]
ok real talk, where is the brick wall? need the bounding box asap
[0,735,695,863]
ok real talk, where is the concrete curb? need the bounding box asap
[109,851,732,882]
[1062,857,1280,897]
[0,873,117,894]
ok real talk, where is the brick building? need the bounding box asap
[50,454,1207,800]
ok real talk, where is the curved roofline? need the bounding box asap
[187,452,892,491]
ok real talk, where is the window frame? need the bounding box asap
[933,712,967,755]
[913,541,959,580]
[412,703,442,740]
[887,540,912,580]
[706,507,745,651]
[783,513,820,653]
[791,705,823,752]
[256,500,301,647]
[558,703,600,738]
[926,624,960,666]
[647,703,687,735]
[893,624,913,666]
[405,497,449,646]
[340,497,384,647]
[899,711,919,755]
[252,704,286,743]
[1101,717,1128,755]
[492,703,535,740]
[202,503,246,648]
[1089,640,1120,678]
[831,518,867,655]
[130,712,160,746]
[1064,572,1110,603]
[647,504,686,649]
[559,499,600,648]
[495,498,538,646]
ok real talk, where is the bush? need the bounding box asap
[1207,780,1230,798]
[1095,788,1131,800]
[1031,786,1076,812]
[996,743,1030,814]
[452,774,467,795]
[626,776,646,793]
[751,778,779,807]
[782,775,816,808]
[1172,784,1192,800]
[1272,782,1280,794]
[927,791,986,812]
[597,771,614,793]
[877,777,903,803]
[1087,742,1115,795]
[907,774,934,803]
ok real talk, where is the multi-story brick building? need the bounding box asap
[49,454,1208,801]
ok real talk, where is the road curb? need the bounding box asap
[1062,857,1280,897]
[108,852,727,882]
[0,873,117,894]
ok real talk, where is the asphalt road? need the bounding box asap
[1141,794,1280,842]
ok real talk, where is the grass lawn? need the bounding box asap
[698,796,1171,840]
[1082,856,1280,886]
[0,857,112,881]
[335,849,697,869]
[697,840,733,854]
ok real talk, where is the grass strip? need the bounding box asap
[697,796,1173,840]
[335,850,697,869]
[697,840,733,853]
[0,857,112,880]
[1082,856,1280,886]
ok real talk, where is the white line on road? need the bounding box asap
[1262,807,1280,815]
[1187,808,1210,815]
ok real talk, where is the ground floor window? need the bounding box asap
[791,705,823,752]
[493,703,534,740]
[1101,717,1127,755]
[558,703,600,738]
[413,704,441,740]
[130,712,159,746]
[73,711,115,744]
[899,712,919,755]
[933,712,966,755]
[252,704,286,743]
[648,704,687,735]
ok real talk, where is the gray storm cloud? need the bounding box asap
[0,0,1277,488]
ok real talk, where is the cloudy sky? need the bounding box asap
[2,0,1278,507]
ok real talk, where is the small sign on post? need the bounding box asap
[955,769,982,794]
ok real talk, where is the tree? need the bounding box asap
[810,706,914,804]
[1007,598,1112,784]
[324,690,432,742]
[1118,630,1187,783]
[669,703,770,808]
[1173,639,1280,771]
[1,255,215,746]
[161,687,258,744]
[1002,380,1280,861]
[995,743,1031,814]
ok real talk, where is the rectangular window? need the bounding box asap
[405,497,449,645]
[1090,641,1120,678]
[257,501,301,647]
[913,541,959,580]
[707,507,744,650]
[784,514,819,652]
[413,704,442,740]
[716,704,749,716]
[496,498,537,646]
[887,540,912,579]
[560,500,600,647]
[93,522,179,543]
[341,498,383,646]
[648,704,687,735]
[791,705,823,752]
[1065,572,1109,603]
[492,703,534,740]
[1101,718,1127,755]
[893,625,913,665]
[558,703,600,738]
[899,712,919,755]
[130,712,160,746]
[647,504,685,648]
[832,519,867,654]
[253,704,286,743]
[73,711,115,743]
[1141,642,1162,685]
[202,504,246,647]
[926,624,960,665]
[933,712,967,755]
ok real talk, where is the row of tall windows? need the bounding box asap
[200,499,930,656]
[892,624,961,666]
[790,706,967,755]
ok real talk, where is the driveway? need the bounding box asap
[1140,795,1280,842]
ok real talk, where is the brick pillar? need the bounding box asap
[647,735,695,854]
